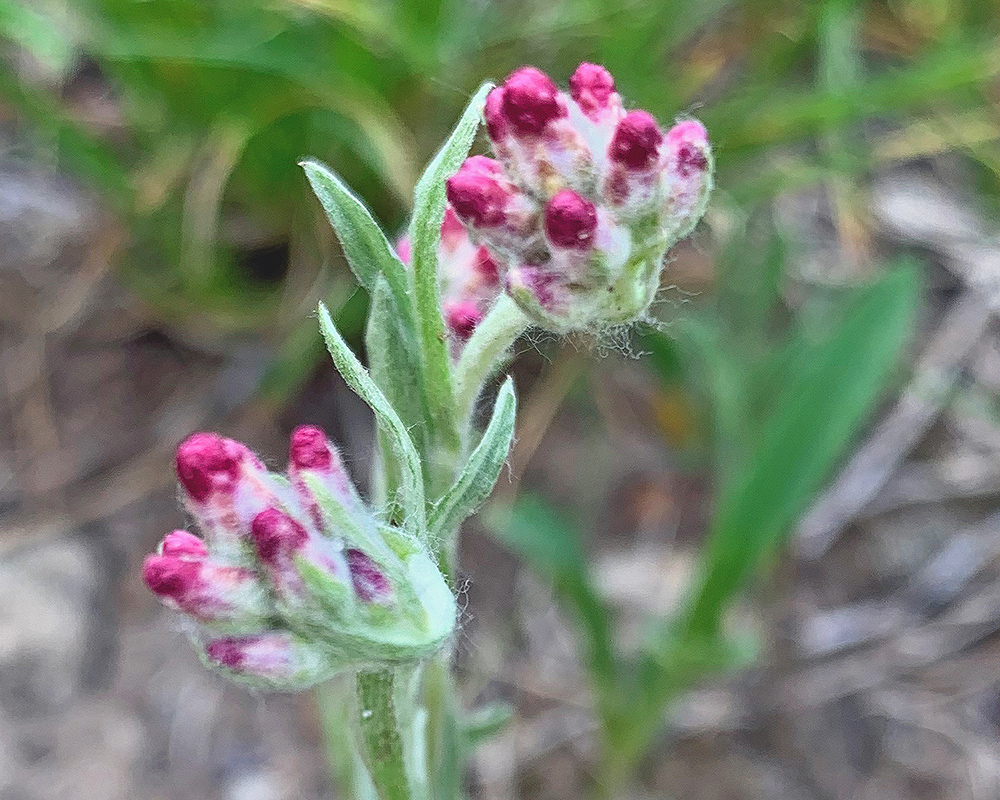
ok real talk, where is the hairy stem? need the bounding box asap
[454,295,530,426]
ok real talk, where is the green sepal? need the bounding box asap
[429,377,516,536]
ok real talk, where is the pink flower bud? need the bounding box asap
[160,530,208,559]
[346,548,393,604]
[395,235,411,265]
[175,433,246,503]
[143,552,264,623]
[204,633,326,686]
[608,111,663,170]
[250,507,309,566]
[544,189,597,250]
[249,506,350,602]
[569,63,620,122]
[661,120,712,241]
[288,424,363,527]
[446,156,511,229]
[443,300,483,340]
[500,67,564,135]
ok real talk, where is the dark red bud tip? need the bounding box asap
[444,301,483,340]
[175,432,244,502]
[676,143,708,178]
[609,111,664,170]
[346,548,393,603]
[206,638,247,670]
[446,162,510,228]
[501,67,564,135]
[569,63,616,115]
[143,554,200,599]
[160,530,208,559]
[251,508,308,565]
[290,425,332,471]
[545,189,598,249]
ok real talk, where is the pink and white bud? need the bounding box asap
[250,506,350,601]
[445,157,538,254]
[443,299,483,341]
[544,189,598,250]
[569,63,622,124]
[287,424,363,528]
[660,119,713,241]
[484,69,594,198]
[174,432,286,555]
[604,111,665,213]
[143,550,266,624]
[346,548,394,605]
[159,530,208,559]
[204,632,332,688]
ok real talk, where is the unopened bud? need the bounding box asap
[204,632,335,690]
[545,190,597,250]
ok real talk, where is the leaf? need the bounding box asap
[684,260,922,636]
[301,159,412,319]
[317,302,426,537]
[429,378,516,536]
[407,82,493,448]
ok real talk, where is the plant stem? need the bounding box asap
[454,295,530,425]
[356,669,425,800]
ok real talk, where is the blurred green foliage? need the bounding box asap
[3,0,998,345]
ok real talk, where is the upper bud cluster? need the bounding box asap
[446,63,713,332]
[143,428,455,689]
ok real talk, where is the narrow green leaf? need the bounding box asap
[407,82,493,447]
[685,261,922,636]
[429,378,516,535]
[301,159,412,318]
[317,302,426,536]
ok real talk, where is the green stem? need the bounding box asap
[356,669,425,800]
[454,295,530,425]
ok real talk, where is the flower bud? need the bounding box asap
[544,189,597,250]
[447,62,712,332]
[146,424,457,688]
[203,632,336,690]
[143,549,267,626]
[569,63,621,124]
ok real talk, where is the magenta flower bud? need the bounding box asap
[175,432,246,503]
[160,530,208,559]
[661,119,713,242]
[484,86,508,142]
[204,632,332,688]
[446,156,511,229]
[346,548,394,604]
[288,424,363,526]
[545,189,598,250]
[250,507,309,566]
[608,111,663,171]
[500,67,564,135]
[143,552,265,624]
[443,300,483,340]
[569,63,620,122]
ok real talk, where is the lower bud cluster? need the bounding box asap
[445,63,713,333]
[143,429,455,689]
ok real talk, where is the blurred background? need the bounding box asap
[4,0,1000,797]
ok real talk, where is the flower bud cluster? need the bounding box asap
[446,63,712,332]
[143,428,455,689]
